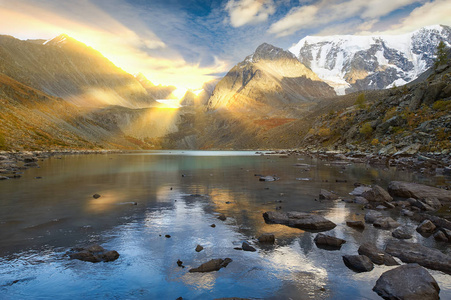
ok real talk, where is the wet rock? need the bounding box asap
[342,255,374,272]
[177,259,183,267]
[195,245,204,252]
[441,228,451,240]
[373,264,440,300]
[258,233,275,244]
[69,244,119,263]
[416,220,436,234]
[217,214,227,221]
[23,162,39,167]
[346,220,365,230]
[0,176,8,180]
[93,194,101,199]
[165,234,171,238]
[314,233,346,250]
[388,181,451,202]
[364,210,383,223]
[189,258,232,273]
[392,226,413,239]
[373,217,400,229]
[353,196,368,205]
[385,240,451,274]
[400,209,414,217]
[361,185,393,203]
[242,241,257,252]
[263,211,336,231]
[358,243,399,266]
[319,189,339,200]
[210,224,216,228]
[433,231,448,242]
[376,205,387,210]
[259,175,279,182]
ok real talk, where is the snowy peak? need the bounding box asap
[289,25,451,94]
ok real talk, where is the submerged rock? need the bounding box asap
[388,181,451,202]
[358,242,398,266]
[242,241,257,252]
[373,264,440,300]
[195,245,204,252]
[314,233,346,250]
[259,176,279,182]
[69,244,119,263]
[373,217,400,229]
[258,233,275,244]
[93,194,101,199]
[364,210,383,223]
[217,214,227,221]
[385,240,451,274]
[319,189,339,200]
[346,220,365,230]
[342,255,374,272]
[392,226,413,239]
[189,258,232,273]
[263,211,336,231]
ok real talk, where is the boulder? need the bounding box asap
[353,196,368,205]
[314,233,346,250]
[342,255,374,272]
[385,240,451,274]
[319,189,339,200]
[258,234,275,244]
[388,181,451,203]
[263,211,336,231]
[416,220,436,234]
[433,231,448,242]
[358,243,398,266]
[373,217,400,229]
[400,209,414,217]
[346,220,365,230]
[189,258,232,273]
[373,264,440,300]
[364,210,383,223]
[349,186,372,196]
[361,185,393,202]
[392,226,413,239]
[242,241,256,252]
[69,244,119,263]
[195,245,204,252]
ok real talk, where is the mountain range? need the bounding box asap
[0,25,450,151]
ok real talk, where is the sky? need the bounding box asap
[0,0,450,92]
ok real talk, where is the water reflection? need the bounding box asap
[0,151,450,299]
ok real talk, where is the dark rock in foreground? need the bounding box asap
[346,220,365,230]
[263,211,336,231]
[69,244,119,263]
[373,264,440,300]
[189,258,232,273]
[358,242,398,266]
[258,233,275,244]
[343,255,374,272]
[314,233,346,250]
[388,181,451,203]
[242,241,257,252]
[385,240,451,274]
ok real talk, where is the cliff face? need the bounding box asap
[0,34,154,108]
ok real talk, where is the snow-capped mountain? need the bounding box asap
[289,25,451,94]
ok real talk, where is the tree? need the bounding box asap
[355,93,366,109]
[434,41,449,69]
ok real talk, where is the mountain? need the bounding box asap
[0,34,154,107]
[134,73,176,100]
[289,25,451,95]
[207,43,336,116]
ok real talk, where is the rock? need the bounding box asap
[210,224,216,228]
[217,214,227,221]
[242,241,257,252]
[165,235,171,238]
[361,185,393,202]
[349,186,372,196]
[441,228,451,240]
[0,176,8,180]
[373,217,400,229]
[189,258,232,273]
[342,255,374,272]
[388,181,451,203]
[23,162,39,167]
[177,259,183,267]
[195,245,204,252]
[319,189,339,200]
[69,244,119,263]
[376,205,387,210]
[364,210,383,223]
[263,211,336,231]
[416,220,436,234]
[433,231,448,242]
[259,176,279,182]
[353,196,368,204]
[314,233,346,250]
[385,240,451,274]
[400,209,414,217]
[346,220,365,230]
[258,233,275,244]
[373,264,440,300]
[392,226,413,239]
[421,197,442,210]
[93,194,101,199]
[358,243,399,266]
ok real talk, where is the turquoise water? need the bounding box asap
[0,151,449,299]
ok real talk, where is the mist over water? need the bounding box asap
[1,151,450,299]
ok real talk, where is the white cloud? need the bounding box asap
[225,0,276,27]
[268,0,425,37]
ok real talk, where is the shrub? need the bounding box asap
[359,122,373,137]
[434,41,449,69]
[318,127,331,137]
[355,93,366,109]
[371,138,379,146]
[432,100,451,111]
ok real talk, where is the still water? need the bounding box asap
[0,151,450,299]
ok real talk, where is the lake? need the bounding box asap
[0,151,450,299]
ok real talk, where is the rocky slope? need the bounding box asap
[290,25,451,95]
[207,43,336,117]
[0,34,154,108]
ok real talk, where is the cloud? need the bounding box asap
[225,0,276,27]
[268,0,425,37]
